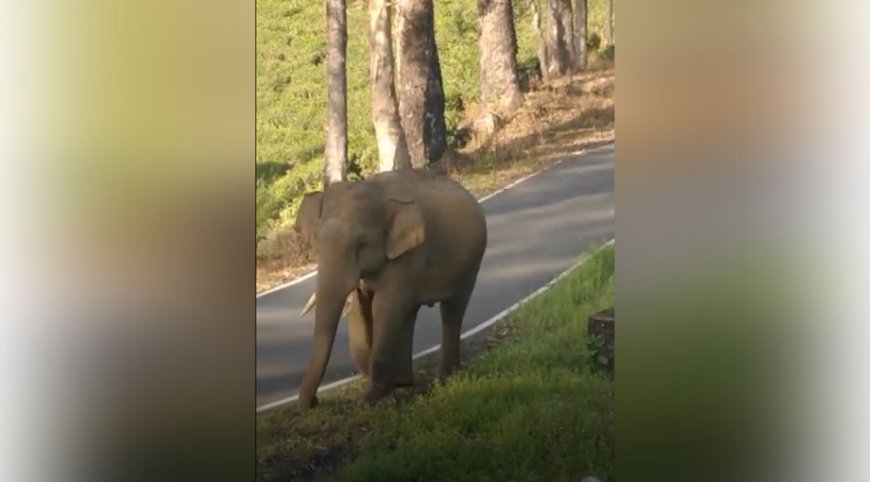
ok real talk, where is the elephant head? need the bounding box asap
[293,181,426,408]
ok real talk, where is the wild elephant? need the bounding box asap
[293,169,487,408]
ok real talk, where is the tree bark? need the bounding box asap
[369,0,411,172]
[545,0,568,77]
[527,0,549,82]
[425,37,447,164]
[557,0,576,72]
[605,0,614,46]
[477,0,524,125]
[324,0,348,188]
[573,0,587,71]
[396,0,446,169]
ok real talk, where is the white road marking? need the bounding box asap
[256,239,614,413]
[256,270,318,298]
[255,143,614,299]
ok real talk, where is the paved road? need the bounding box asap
[256,144,614,410]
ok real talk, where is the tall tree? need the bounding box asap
[324,0,348,187]
[557,0,576,71]
[545,0,568,77]
[544,0,578,77]
[424,37,447,164]
[477,0,524,126]
[396,0,447,168]
[369,0,411,172]
[573,0,587,70]
[527,0,550,82]
[605,0,614,46]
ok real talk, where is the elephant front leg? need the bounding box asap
[393,306,419,388]
[362,293,412,404]
[347,289,373,377]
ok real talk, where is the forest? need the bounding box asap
[256,0,615,292]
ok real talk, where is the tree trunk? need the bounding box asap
[527,0,549,82]
[369,0,411,172]
[545,0,568,77]
[573,0,587,71]
[605,0,614,46]
[324,0,348,188]
[477,0,524,126]
[425,37,447,165]
[396,0,446,169]
[557,0,576,72]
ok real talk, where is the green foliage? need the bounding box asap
[256,0,615,242]
[587,32,602,51]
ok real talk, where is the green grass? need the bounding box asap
[256,0,613,242]
[257,243,615,481]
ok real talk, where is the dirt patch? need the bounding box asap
[256,441,353,481]
[257,444,349,482]
[256,68,614,295]
[587,307,615,375]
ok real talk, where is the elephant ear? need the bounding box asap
[294,191,323,244]
[386,199,425,260]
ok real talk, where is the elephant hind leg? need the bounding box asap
[348,289,374,377]
[438,280,475,380]
[394,306,419,388]
[365,292,418,403]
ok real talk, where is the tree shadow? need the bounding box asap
[516,55,543,92]
[545,107,614,138]
[446,103,614,179]
[442,69,614,175]
[256,160,292,184]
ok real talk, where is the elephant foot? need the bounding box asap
[298,395,319,410]
[359,385,393,405]
[437,368,456,385]
[394,370,415,388]
[394,378,415,388]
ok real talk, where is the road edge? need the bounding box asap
[256,238,615,413]
[256,142,615,299]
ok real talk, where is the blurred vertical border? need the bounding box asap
[617,0,870,481]
[4,0,870,481]
[1,1,255,481]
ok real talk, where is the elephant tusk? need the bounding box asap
[341,294,353,317]
[299,291,354,318]
[300,292,317,317]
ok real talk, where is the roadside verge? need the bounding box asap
[256,242,615,482]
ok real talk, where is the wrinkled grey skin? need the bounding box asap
[293,169,487,409]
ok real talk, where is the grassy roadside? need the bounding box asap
[256,243,615,482]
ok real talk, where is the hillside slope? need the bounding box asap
[256,0,613,241]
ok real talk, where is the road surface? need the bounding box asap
[256,144,614,410]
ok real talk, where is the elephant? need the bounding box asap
[292,169,487,409]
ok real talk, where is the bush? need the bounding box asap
[587,32,601,51]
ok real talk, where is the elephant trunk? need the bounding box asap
[297,266,359,409]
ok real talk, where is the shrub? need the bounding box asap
[587,32,601,51]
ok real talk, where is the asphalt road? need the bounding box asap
[256,143,614,410]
